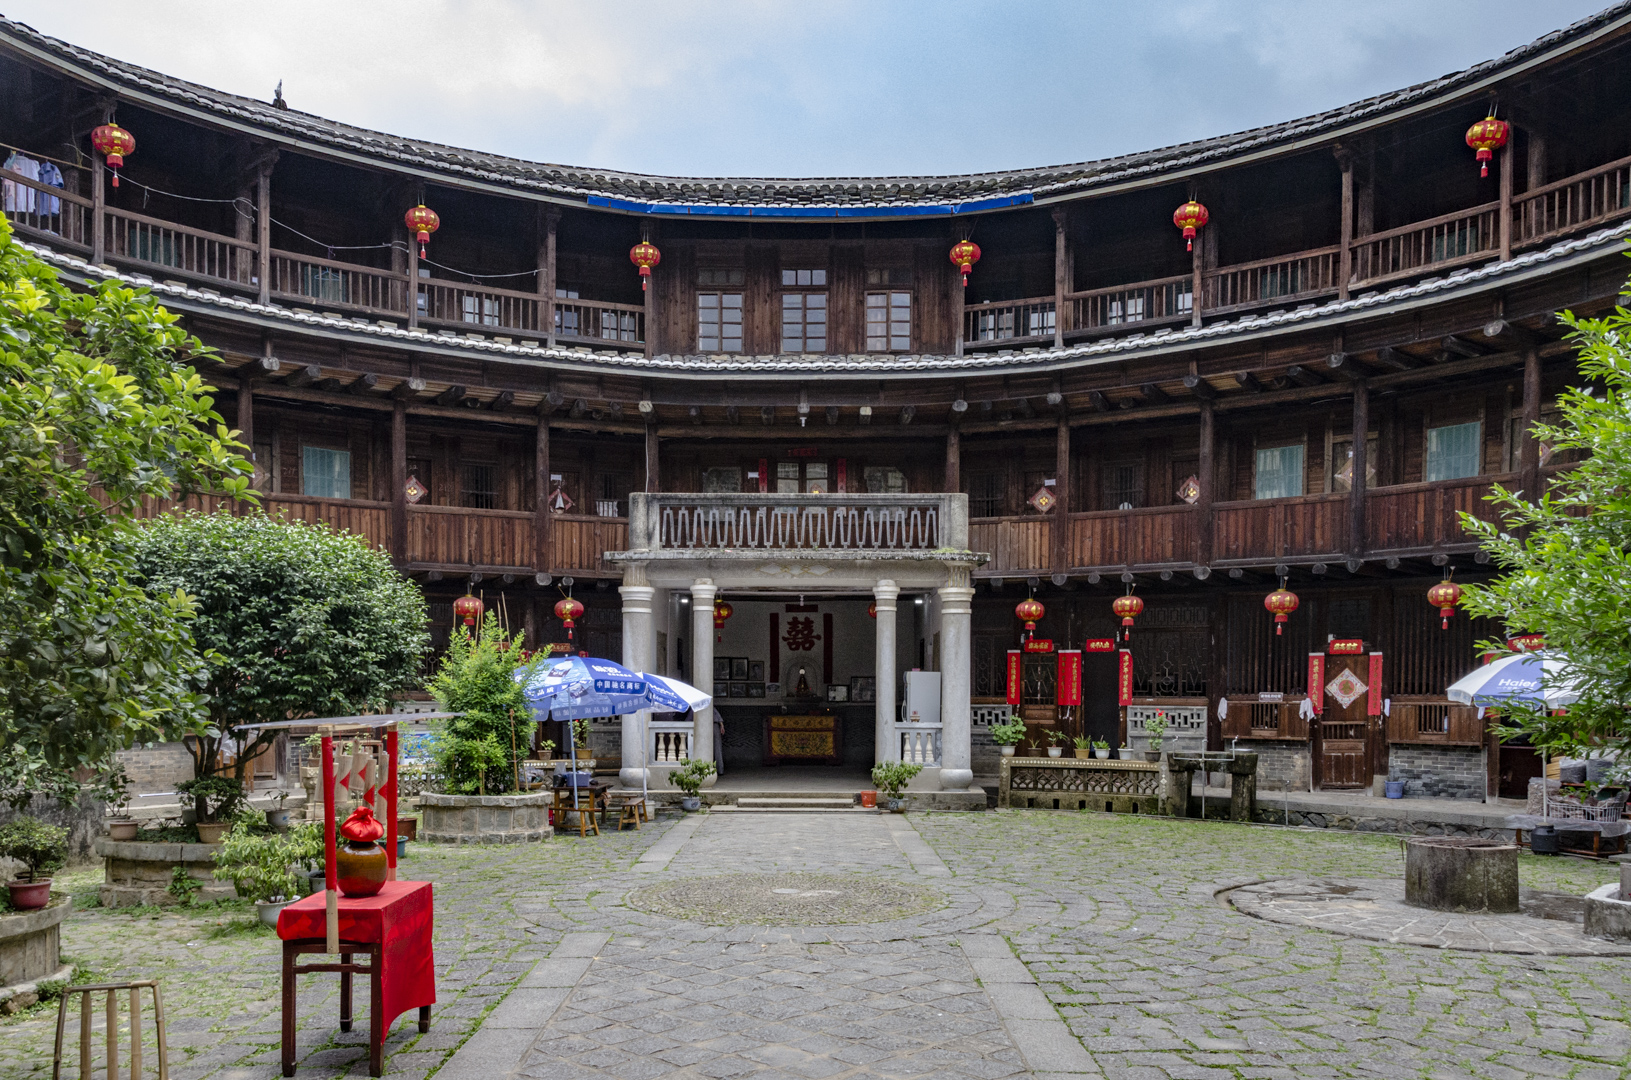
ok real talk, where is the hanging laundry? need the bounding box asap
[3,151,39,215]
[38,160,62,215]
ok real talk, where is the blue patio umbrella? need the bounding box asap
[1446,651,1579,709]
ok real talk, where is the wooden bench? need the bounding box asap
[610,796,645,831]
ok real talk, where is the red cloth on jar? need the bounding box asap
[277,880,435,1033]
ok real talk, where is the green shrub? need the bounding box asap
[0,816,68,881]
[988,720,1027,746]
[175,775,244,824]
[870,761,923,799]
[670,759,716,797]
[213,819,322,903]
[426,614,546,794]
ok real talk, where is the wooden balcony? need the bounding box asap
[1213,492,1348,565]
[1363,473,1511,554]
[635,493,965,555]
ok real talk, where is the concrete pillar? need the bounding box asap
[689,579,718,784]
[873,580,900,765]
[619,570,655,789]
[938,565,975,791]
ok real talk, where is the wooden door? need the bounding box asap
[1318,655,1371,788]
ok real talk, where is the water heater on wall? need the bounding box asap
[902,671,942,725]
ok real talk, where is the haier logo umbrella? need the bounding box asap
[518,655,693,720]
[1445,651,1579,709]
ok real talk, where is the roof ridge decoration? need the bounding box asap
[2,4,1629,215]
[27,220,1631,377]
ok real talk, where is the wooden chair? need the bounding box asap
[53,981,168,1080]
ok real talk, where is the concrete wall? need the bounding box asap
[1389,744,1485,800]
[115,742,194,794]
[0,795,108,864]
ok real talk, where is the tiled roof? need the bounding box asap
[3,4,1628,215]
[27,218,1631,378]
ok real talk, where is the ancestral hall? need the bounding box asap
[5,8,1631,798]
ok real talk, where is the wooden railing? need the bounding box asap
[407,503,532,570]
[1066,274,1192,334]
[2,169,92,251]
[264,494,391,547]
[1068,505,1196,569]
[554,298,644,346]
[1350,202,1501,286]
[1203,247,1339,312]
[1364,472,1512,552]
[963,298,1055,345]
[103,206,258,290]
[420,279,544,337]
[550,515,627,574]
[971,517,1050,573]
[269,250,407,314]
[1213,492,1348,563]
[1514,152,1631,249]
[1385,697,1484,745]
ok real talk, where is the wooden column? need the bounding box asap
[534,415,552,574]
[953,230,966,356]
[1190,209,1206,328]
[90,152,105,265]
[1052,413,1070,576]
[390,400,408,565]
[944,425,961,494]
[1349,381,1369,559]
[256,163,273,305]
[1052,208,1068,348]
[1498,141,1514,262]
[643,224,658,359]
[1337,151,1354,300]
[1519,348,1542,498]
[540,208,560,347]
[1526,130,1548,192]
[1196,402,1214,567]
[645,424,660,492]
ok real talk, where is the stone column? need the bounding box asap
[873,580,900,765]
[689,579,718,784]
[619,566,654,789]
[938,565,975,791]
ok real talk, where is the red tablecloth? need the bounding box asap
[277,881,436,1033]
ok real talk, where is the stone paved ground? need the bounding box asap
[2,810,1626,1080]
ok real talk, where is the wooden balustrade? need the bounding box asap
[1385,697,1484,745]
[263,494,391,549]
[419,279,544,337]
[103,206,258,290]
[2,169,92,250]
[269,251,407,315]
[553,298,644,346]
[1068,505,1197,570]
[963,298,1055,345]
[1065,274,1192,334]
[1513,152,1631,248]
[1203,247,1339,312]
[407,504,534,570]
[1350,202,1501,287]
[1213,493,1347,564]
[970,517,1050,574]
[1364,473,1512,553]
[550,515,627,574]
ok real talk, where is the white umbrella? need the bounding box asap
[1446,650,1580,709]
[632,674,713,807]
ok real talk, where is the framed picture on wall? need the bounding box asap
[850,676,876,703]
[747,683,766,698]
[731,658,750,681]
[714,657,732,680]
[713,680,729,699]
[766,682,782,696]
[826,684,849,703]
[748,661,765,682]
[728,682,748,698]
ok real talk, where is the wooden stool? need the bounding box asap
[554,789,600,837]
[53,981,168,1080]
[613,797,645,830]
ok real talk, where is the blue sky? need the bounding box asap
[6,1,1610,177]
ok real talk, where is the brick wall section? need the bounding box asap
[116,742,195,793]
[1389,744,1485,800]
[1239,741,1312,791]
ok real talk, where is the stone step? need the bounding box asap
[711,804,878,814]
[735,797,858,809]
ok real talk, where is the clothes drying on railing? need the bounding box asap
[3,152,62,215]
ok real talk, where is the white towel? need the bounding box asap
[1217,698,1228,720]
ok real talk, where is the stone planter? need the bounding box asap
[419,792,552,844]
[0,897,73,1012]
[1404,837,1518,913]
[1585,880,1631,942]
[95,838,235,907]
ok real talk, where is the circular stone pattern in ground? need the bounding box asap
[1227,877,1631,955]
[627,873,944,926]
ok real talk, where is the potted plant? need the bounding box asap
[1143,709,1169,763]
[0,817,68,910]
[1118,744,1135,760]
[989,719,1027,758]
[1045,731,1065,758]
[177,775,247,843]
[671,759,716,811]
[264,790,294,831]
[871,762,923,812]
[1072,736,1092,759]
[214,819,322,927]
[107,782,138,842]
[1093,739,1112,760]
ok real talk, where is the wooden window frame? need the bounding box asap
[864,289,913,352]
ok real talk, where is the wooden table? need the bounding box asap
[553,780,611,835]
[763,713,842,765]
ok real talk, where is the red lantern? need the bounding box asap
[713,598,733,644]
[452,592,483,629]
[1112,593,1144,635]
[1015,598,1045,636]
[867,602,877,619]
[1465,115,1509,179]
[1428,579,1462,631]
[949,240,981,287]
[554,596,585,643]
[1173,200,1208,252]
[404,205,440,259]
[91,124,135,188]
[629,242,661,291]
[1264,583,1299,636]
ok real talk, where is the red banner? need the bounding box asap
[1368,652,1383,716]
[1508,634,1545,652]
[1056,651,1082,706]
[1023,638,1054,653]
[1328,639,1364,655]
[1082,638,1116,653]
[1117,650,1133,706]
[1005,650,1022,706]
[1307,653,1325,716]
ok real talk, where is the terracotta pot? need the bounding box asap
[336,840,388,898]
[1074,749,1093,759]
[859,790,877,809]
[396,816,418,841]
[107,819,138,841]
[7,879,51,910]
[195,821,231,844]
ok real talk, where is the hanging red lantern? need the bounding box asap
[1464,115,1509,178]
[452,592,483,629]
[1172,200,1208,252]
[712,597,733,644]
[404,204,440,259]
[949,240,981,287]
[867,602,877,619]
[1427,577,1462,631]
[1112,593,1144,635]
[1015,598,1045,637]
[629,242,661,291]
[1263,581,1299,636]
[91,124,135,188]
[554,596,585,644]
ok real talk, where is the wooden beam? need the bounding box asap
[1086,390,1110,412]
[1139,383,1170,405]
[1438,335,1483,359]
[826,405,840,425]
[487,389,515,411]
[1373,346,1421,371]
[536,388,563,416]
[1284,365,1325,387]
[569,398,587,419]
[434,385,467,407]
[283,363,321,388]
[311,377,342,392]
[900,405,916,425]
[761,406,775,426]
[1326,353,1365,381]
[346,372,379,396]
[1234,371,1264,393]
[391,401,408,564]
[1181,373,1216,400]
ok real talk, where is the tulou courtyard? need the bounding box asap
[3,809,1627,1080]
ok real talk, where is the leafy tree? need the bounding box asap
[1460,296,1631,761]
[0,217,251,782]
[129,512,429,783]
[425,614,545,794]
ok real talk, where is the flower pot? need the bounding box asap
[107,818,138,842]
[7,879,51,910]
[680,796,702,812]
[999,745,1016,758]
[859,790,877,809]
[1047,747,1063,758]
[336,839,388,897]
[265,808,293,830]
[195,821,231,844]
[1144,750,1162,763]
[1073,749,1091,759]
[886,798,905,813]
[1384,780,1405,799]
[396,836,408,860]
[396,816,418,841]
[1094,749,1111,759]
[1118,748,1135,760]
[256,898,295,929]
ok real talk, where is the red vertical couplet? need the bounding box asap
[1367,653,1384,717]
[1117,650,1133,707]
[758,459,769,494]
[1056,651,1082,707]
[1307,653,1325,716]
[385,727,399,880]
[1005,650,1023,706]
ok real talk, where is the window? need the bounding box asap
[698,269,744,288]
[597,473,631,517]
[701,466,742,493]
[1329,436,1378,492]
[1425,422,1481,482]
[301,447,351,499]
[460,463,497,509]
[776,461,829,494]
[866,291,911,351]
[864,466,908,494]
[697,291,743,352]
[867,268,912,286]
[968,472,1004,517]
[1254,444,1305,500]
[781,269,826,287]
[781,293,827,353]
[1104,462,1144,510]
[461,294,499,326]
